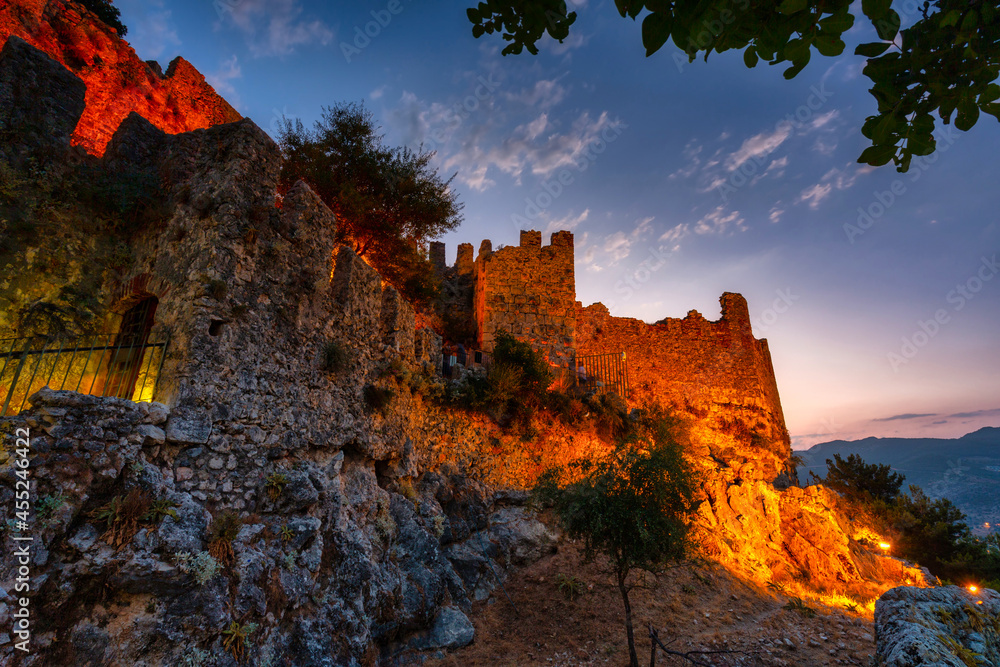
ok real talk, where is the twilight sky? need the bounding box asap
[117,0,1000,448]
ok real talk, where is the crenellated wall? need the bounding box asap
[576,293,790,457]
[0,0,240,156]
[472,230,576,367]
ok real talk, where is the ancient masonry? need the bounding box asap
[0,0,240,155]
[433,231,789,452]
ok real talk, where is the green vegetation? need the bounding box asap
[555,573,584,600]
[321,340,350,373]
[821,453,905,504]
[265,472,288,500]
[174,551,222,585]
[79,0,128,36]
[90,489,176,549]
[448,331,552,431]
[466,0,1000,172]
[207,512,242,569]
[363,384,395,413]
[277,101,462,305]
[221,620,258,664]
[783,597,817,618]
[535,405,695,667]
[818,454,1000,589]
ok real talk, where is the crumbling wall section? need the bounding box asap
[576,293,790,459]
[0,0,241,156]
[472,230,576,366]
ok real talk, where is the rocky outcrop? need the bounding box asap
[875,586,1000,666]
[0,389,558,665]
[0,0,241,156]
[0,35,85,156]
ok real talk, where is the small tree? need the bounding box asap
[822,453,904,504]
[277,102,462,305]
[536,406,695,667]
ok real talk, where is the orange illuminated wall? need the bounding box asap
[472,230,576,367]
[0,0,241,156]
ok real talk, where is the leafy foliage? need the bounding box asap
[821,452,905,503]
[448,331,552,431]
[820,454,1000,589]
[277,102,462,305]
[90,489,175,549]
[466,0,1000,172]
[79,0,128,36]
[536,405,695,667]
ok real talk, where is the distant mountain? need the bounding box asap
[798,427,1000,533]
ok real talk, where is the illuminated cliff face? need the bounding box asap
[0,0,240,156]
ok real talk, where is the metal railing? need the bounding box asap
[573,351,629,399]
[0,333,169,416]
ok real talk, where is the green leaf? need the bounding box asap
[467,7,482,23]
[875,9,900,41]
[955,98,980,131]
[981,84,1000,104]
[858,144,896,166]
[472,23,485,38]
[862,0,891,21]
[642,12,673,56]
[855,41,891,57]
[939,10,961,27]
[819,13,855,34]
[778,0,808,15]
[815,36,845,57]
[872,112,899,144]
[744,46,759,68]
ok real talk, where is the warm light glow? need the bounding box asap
[879,542,891,551]
[968,585,979,594]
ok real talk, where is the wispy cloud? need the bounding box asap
[206,55,242,104]
[542,208,589,236]
[118,0,180,60]
[693,206,746,235]
[948,407,1000,419]
[215,0,333,56]
[504,79,567,110]
[796,164,868,209]
[872,413,937,422]
[724,126,792,172]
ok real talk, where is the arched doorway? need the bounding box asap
[103,296,158,399]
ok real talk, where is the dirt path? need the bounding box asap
[415,538,876,667]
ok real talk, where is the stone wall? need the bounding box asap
[576,293,790,458]
[472,230,576,367]
[0,0,240,156]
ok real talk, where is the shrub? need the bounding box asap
[91,489,169,549]
[364,385,395,413]
[206,279,227,301]
[222,620,258,664]
[321,340,350,373]
[175,551,222,585]
[265,472,288,500]
[207,512,242,568]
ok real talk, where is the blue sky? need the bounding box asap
[117,0,1000,447]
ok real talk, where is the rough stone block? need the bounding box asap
[381,285,415,358]
[331,246,382,341]
[0,36,86,154]
[165,414,212,445]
